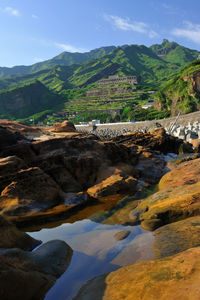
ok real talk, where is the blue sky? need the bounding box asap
[1,0,200,67]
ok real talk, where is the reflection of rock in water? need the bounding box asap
[111,232,154,266]
[0,217,73,300]
[45,251,118,300]
[114,230,131,241]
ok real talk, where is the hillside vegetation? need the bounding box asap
[0,40,199,123]
[0,81,64,121]
[0,46,116,79]
[154,60,200,116]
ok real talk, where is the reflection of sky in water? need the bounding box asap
[29,219,153,300]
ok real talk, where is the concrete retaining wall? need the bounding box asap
[75,111,200,139]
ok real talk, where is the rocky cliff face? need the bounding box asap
[154,61,200,116]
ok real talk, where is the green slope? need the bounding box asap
[0,41,199,93]
[0,80,64,120]
[150,39,199,66]
[0,46,116,79]
[154,60,200,116]
[0,65,78,92]
[67,44,182,88]
[0,40,199,124]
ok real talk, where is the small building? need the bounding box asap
[98,75,138,87]
[142,99,154,109]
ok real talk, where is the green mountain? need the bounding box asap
[0,80,64,120]
[0,46,116,79]
[154,60,200,116]
[67,44,180,88]
[1,40,199,94]
[150,39,199,66]
[0,40,199,123]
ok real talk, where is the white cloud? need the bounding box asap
[55,43,86,53]
[104,15,158,38]
[172,22,200,44]
[32,14,39,19]
[4,6,20,17]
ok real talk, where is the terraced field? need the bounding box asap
[64,90,152,114]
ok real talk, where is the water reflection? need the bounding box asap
[28,187,156,300]
[29,219,154,300]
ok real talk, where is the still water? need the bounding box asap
[28,192,155,300]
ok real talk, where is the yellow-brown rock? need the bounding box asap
[75,247,200,300]
[52,120,76,133]
[153,216,200,259]
[87,172,137,199]
[131,158,200,230]
[159,157,200,190]
[0,167,60,217]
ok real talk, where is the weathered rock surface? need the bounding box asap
[87,172,137,199]
[112,128,193,154]
[0,216,41,250]
[153,216,200,259]
[0,128,139,221]
[0,121,188,225]
[75,247,200,300]
[131,158,200,230]
[0,119,42,137]
[0,240,73,300]
[0,167,60,217]
[135,150,167,184]
[52,120,76,132]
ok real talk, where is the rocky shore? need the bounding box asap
[0,119,199,300]
[75,147,200,300]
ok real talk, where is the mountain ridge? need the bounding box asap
[0,46,116,79]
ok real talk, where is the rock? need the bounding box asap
[0,156,26,177]
[87,172,137,199]
[133,158,200,230]
[0,240,73,300]
[63,192,88,205]
[112,128,193,154]
[191,139,200,152]
[0,216,41,250]
[141,219,163,231]
[0,167,60,217]
[52,120,76,133]
[135,151,167,184]
[0,121,171,225]
[75,247,200,300]
[153,216,200,259]
[0,126,19,151]
[114,230,131,241]
[0,119,42,138]
[159,158,200,189]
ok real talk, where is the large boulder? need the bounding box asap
[52,120,76,133]
[87,171,137,199]
[130,157,200,230]
[0,216,41,250]
[0,167,60,217]
[153,216,200,259]
[0,240,73,300]
[75,247,200,300]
